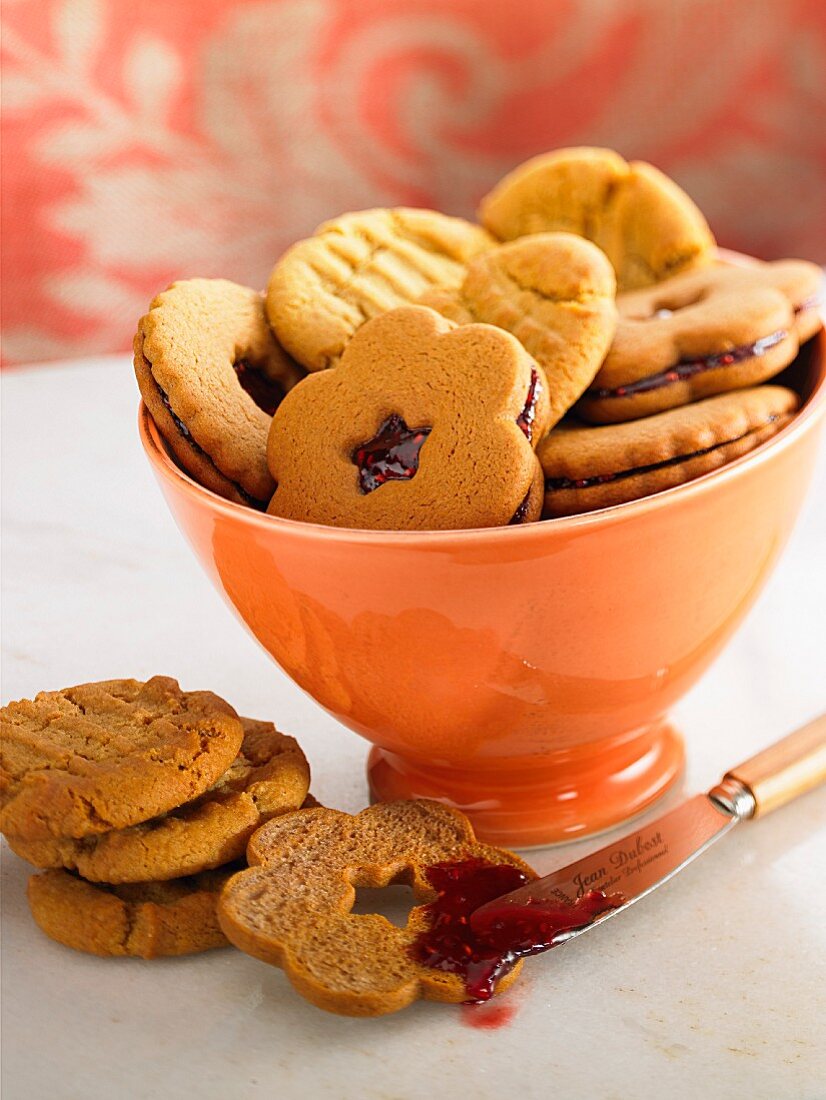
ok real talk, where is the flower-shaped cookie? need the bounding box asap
[266,305,550,530]
[217,800,536,1016]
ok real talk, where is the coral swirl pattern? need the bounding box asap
[2,0,825,365]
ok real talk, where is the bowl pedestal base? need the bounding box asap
[367,720,685,849]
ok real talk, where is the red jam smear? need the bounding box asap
[460,1000,518,1030]
[589,330,786,400]
[353,414,432,494]
[234,359,285,416]
[516,368,542,441]
[410,858,623,1002]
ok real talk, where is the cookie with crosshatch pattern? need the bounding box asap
[265,207,495,372]
[6,719,310,883]
[418,232,617,430]
[0,677,244,842]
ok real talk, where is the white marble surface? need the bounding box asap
[2,357,825,1100]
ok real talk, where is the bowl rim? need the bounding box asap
[140,329,825,545]
[139,273,826,545]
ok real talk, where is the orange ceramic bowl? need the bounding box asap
[139,322,825,848]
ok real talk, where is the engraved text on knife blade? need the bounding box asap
[492,795,736,912]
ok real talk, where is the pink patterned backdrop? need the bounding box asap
[2,0,825,366]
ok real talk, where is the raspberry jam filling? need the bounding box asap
[516,368,542,442]
[153,375,263,509]
[157,383,197,445]
[794,294,823,316]
[545,420,778,493]
[353,414,432,494]
[234,359,285,416]
[410,858,623,1002]
[509,487,533,525]
[589,330,786,400]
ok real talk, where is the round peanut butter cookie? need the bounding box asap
[0,677,244,842]
[27,866,234,958]
[266,208,495,372]
[135,278,304,507]
[6,719,310,883]
[218,800,537,1016]
[420,233,617,430]
[266,305,547,530]
[478,147,715,291]
[578,259,822,424]
[539,385,799,517]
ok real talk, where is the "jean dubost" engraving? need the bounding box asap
[570,830,668,898]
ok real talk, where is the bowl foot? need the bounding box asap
[367,720,685,849]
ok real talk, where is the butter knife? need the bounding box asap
[471,713,826,942]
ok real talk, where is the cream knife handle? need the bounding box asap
[715,713,826,818]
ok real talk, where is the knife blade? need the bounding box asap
[471,793,735,942]
[470,712,826,946]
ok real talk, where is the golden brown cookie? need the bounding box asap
[479,147,715,290]
[135,278,304,507]
[0,677,244,842]
[785,265,826,343]
[266,305,547,530]
[578,259,822,424]
[217,800,537,1016]
[6,719,310,883]
[420,233,617,429]
[539,385,798,517]
[27,866,233,958]
[266,208,495,372]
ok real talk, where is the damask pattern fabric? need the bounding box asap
[2,0,824,365]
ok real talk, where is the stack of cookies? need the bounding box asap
[0,676,311,959]
[2,678,556,1017]
[134,146,823,529]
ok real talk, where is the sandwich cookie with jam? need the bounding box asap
[135,278,304,507]
[540,385,799,517]
[266,305,551,530]
[578,260,822,424]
